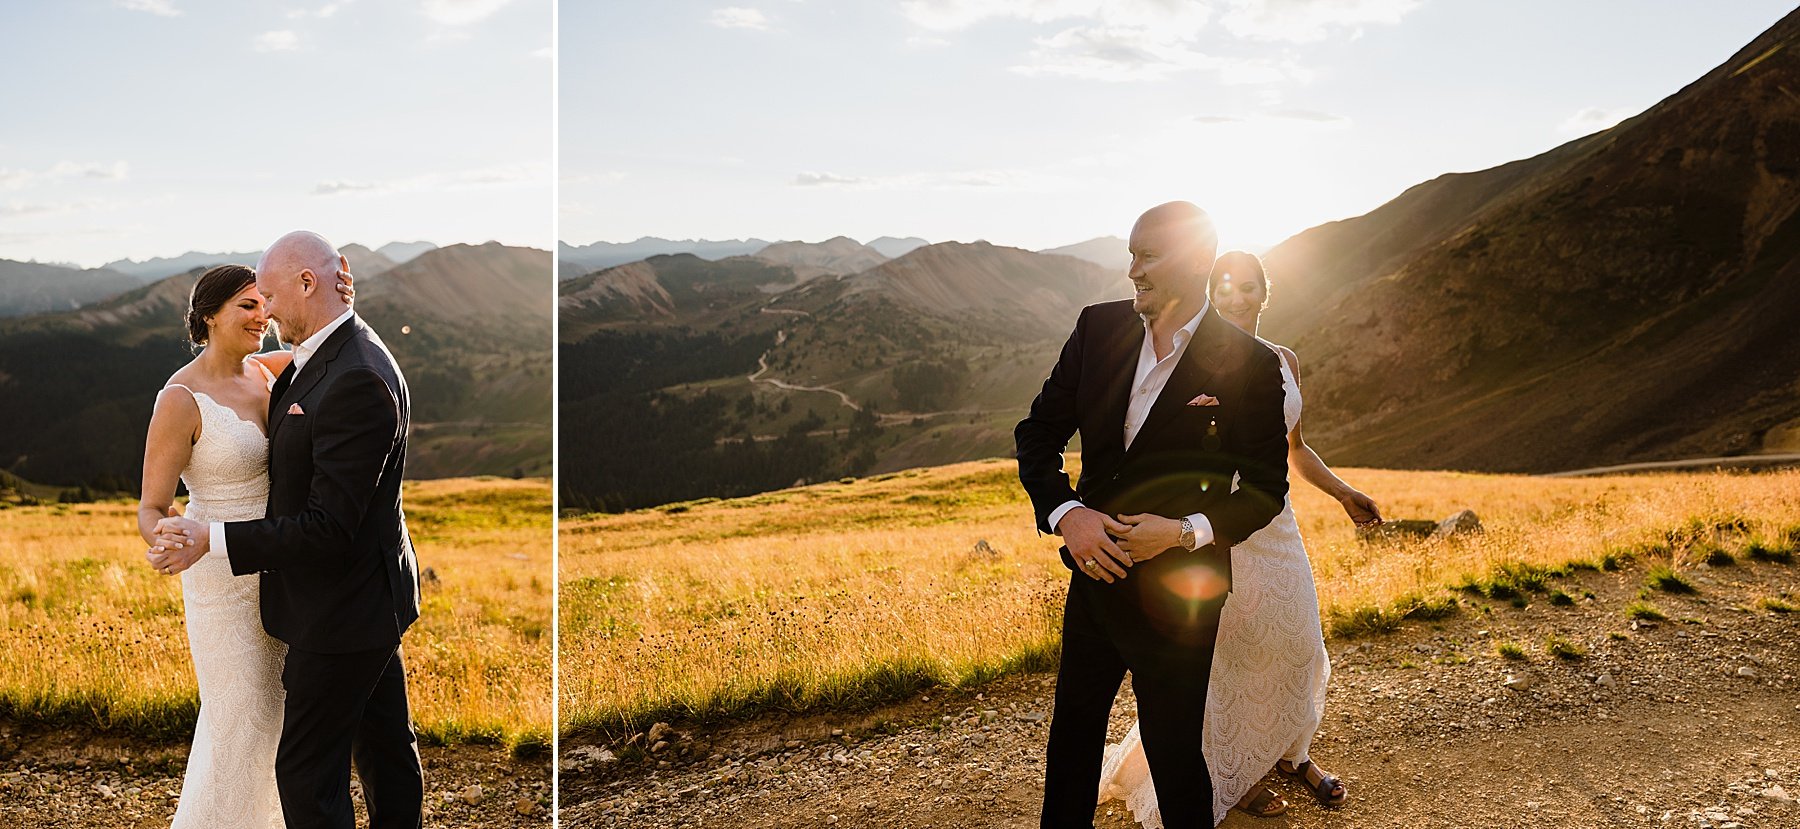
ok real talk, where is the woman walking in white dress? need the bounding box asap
[1098,250,1382,824]
[137,264,349,828]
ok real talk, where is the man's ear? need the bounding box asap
[298,268,318,296]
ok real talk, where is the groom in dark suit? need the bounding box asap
[152,230,423,829]
[1017,202,1290,828]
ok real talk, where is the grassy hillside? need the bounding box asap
[0,477,552,752]
[558,460,1800,737]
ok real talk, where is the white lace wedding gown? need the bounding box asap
[165,363,287,829]
[1097,341,1330,827]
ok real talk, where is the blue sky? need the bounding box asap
[1,0,551,267]
[561,0,1796,252]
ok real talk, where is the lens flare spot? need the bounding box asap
[1159,561,1228,604]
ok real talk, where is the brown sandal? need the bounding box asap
[1277,759,1346,808]
[1236,784,1288,818]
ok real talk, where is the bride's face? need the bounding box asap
[207,285,271,354]
[1211,272,1267,326]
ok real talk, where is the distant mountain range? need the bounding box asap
[559,239,1120,510]
[559,237,773,279]
[1038,236,1129,271]
[558,236,937,280]
[559,7,1800,509]
[0,242,549,491]
[377,241,439,264]
[95,241,441,282]
[0,260,142,318]
[866,236,931,259]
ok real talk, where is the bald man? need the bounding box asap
[153,230,423,829]
[1016,202,1290,828]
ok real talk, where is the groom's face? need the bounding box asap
[1127,219,1209,320]
[255,271,299,344]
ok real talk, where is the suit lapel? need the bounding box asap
[1092,309,1143,459]
[269,315,362,441]
[267,363,296,424]
[1120,308,1224,465]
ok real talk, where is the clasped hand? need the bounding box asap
[1058,507,1184,583]
[146,515,210,575]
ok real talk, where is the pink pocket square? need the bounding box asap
[287,404,305,416]
[1187,394,1220,407]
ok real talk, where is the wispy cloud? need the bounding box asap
[531,44,554,59]
[254,30,302,52]
[1,199,122,218]
[287,1,353,20]
[710,7,770,31]
[312,180,381,195]
[899,0,1201,33]
[118,0,181,17]
[420,0,514,26]
[1192,109,1351,127]
[1267,108,1350,124]
[902,0,1412,81]
[1559,105,1634,135]
[0,161,130,192]
[1012,27,1308,83]
[791,168,1061,191]
[792,171,867,187]
[311,163,547,197]
[1220,0,1422,43]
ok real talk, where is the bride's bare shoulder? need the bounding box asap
[1258,338,1300,377]
[249,350,294,376]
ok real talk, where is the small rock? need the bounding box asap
[647,722,673,744]
[1432,509,1484,539]
[1596,673,1615,687]
[1504,674,1535,691]
[460,784,483,806]
[514,797,541,816]
[1736,666,1758,679]
[1016,711,1047,723]
[651,740,670,754]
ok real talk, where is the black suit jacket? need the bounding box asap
[227,315,421,654]
[1016,300,1290,575]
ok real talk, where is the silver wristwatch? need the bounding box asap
[1179,517,1196,551]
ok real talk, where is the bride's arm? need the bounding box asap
[1279,346,1382,526]
[251,350,294,377]
[138,387,201,545]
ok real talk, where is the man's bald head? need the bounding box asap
[1132,201,1217,261]
[1127,201,1218,320]
[255,230,349,344]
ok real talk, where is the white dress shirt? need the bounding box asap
[1048,302,1216,551]
[207,307,355,561]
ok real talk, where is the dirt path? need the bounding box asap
[560,556,1800,828]
[748,343,862,413]
[0,731,550,829]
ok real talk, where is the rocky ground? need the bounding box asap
[561,555,1800,829]
[0,729,550,829]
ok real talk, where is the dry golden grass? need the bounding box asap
[0,477,551,752]
[559,460,1800,735]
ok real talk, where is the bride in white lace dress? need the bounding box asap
[1098,251,1382,825]
[137,264,350,828]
